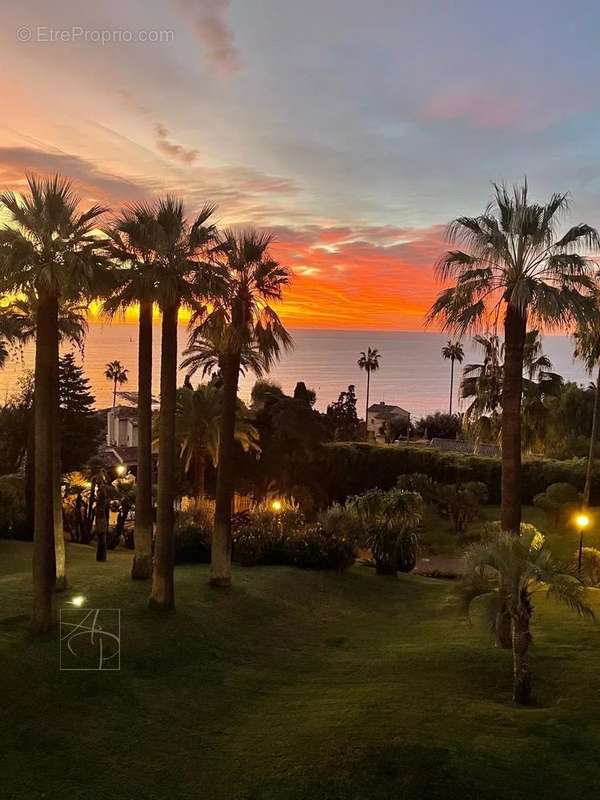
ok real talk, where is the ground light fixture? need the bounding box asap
[575,512,590,577]
[70,595,86,607]
[271,499,283,513]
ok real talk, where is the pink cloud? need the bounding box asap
[155,124,198,165]
[173,0,240,75]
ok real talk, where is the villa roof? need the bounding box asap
[367,402,409,417]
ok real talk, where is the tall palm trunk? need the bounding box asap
[501,305,526,534]
[53,353,67,591]
[210,353,240,587]
[32,292,57,632]
[583,363,600,507]
[132,298,154,579]
[95,483,108,562]
[195,453,206,505]
[365,369,370,440]
[112,379,117,408]
[449,358,455,415]
[149,302,178,610]
[512,604,533,705]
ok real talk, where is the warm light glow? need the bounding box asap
[70,595,85,607]
[115,464,127,477]
[271,500,283,513]
[575,513,590,529]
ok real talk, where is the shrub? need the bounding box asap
[396,473,436,502]
[433,481,488,535]
[318,504,364,546]
[174,501,214,564]
[533,483,581,526]
[232,506,355,571]
[580,547,600,586]
[285,523,355,571]
[0,474,28,540]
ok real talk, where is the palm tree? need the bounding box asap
[428,181,598,535]
[461,528,593,705]
[0,174,109,632]
[10,295,88,591]
[357,347,381,438]
[461,331,559,453]
[573,308,600,506]
[176,383,259,504]
[441,341,464,414]
[184,229,291,588]
[104,360,129,408]
[148,197,217,611]
[104,205,159,580]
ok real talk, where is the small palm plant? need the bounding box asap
[176,383,259,504]
[460,527,594,705]
[441,341,464,414]
[104,360,129,408]
[357,347,381,438]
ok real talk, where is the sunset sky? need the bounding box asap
[3,0,600,329]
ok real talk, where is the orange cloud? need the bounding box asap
[268,224,447,330]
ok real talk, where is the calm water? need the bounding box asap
[0,324,592,420]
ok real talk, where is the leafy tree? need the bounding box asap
[183,229,291,588]
[104,360,129,407]
[441,340,464,414]
[293,381,316,407]
[326,385,361,441]
[414,412,461,440]
[0,175,109,631]
[59,354,104,471]
[461,528,593,704]
[428,181,599,537]
[357,347,381,436]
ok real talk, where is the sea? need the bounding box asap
[0,323,593,421]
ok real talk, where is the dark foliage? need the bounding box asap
[59,353,104,472]
[414,412,462,441]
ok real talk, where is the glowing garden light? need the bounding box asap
[70,595,86,607]
[575,512,591,577]
[271,499,283,513]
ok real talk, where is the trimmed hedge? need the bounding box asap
[301,443,597,507]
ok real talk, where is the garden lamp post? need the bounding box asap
[575,513,590,577]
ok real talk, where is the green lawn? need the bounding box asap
[2,540,600,799]
[422,503,600,563]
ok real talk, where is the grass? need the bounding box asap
[3,540,600,799]
[422,503,600,563]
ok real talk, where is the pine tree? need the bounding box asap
[58,353,104,472]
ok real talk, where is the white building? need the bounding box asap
[106,405,138,448]
[367,402,410,442]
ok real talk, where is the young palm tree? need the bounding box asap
[428,181,598,535]
[357,347,381,438]
[184,229,291,588]
[441,341,464,414]
[104,205,159,580]
[0,174,109,632]
[461,528,593,705]
[176,383,259,504]
[104,360,129,408]
[148,197,217,611]
[573,308,600,506]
